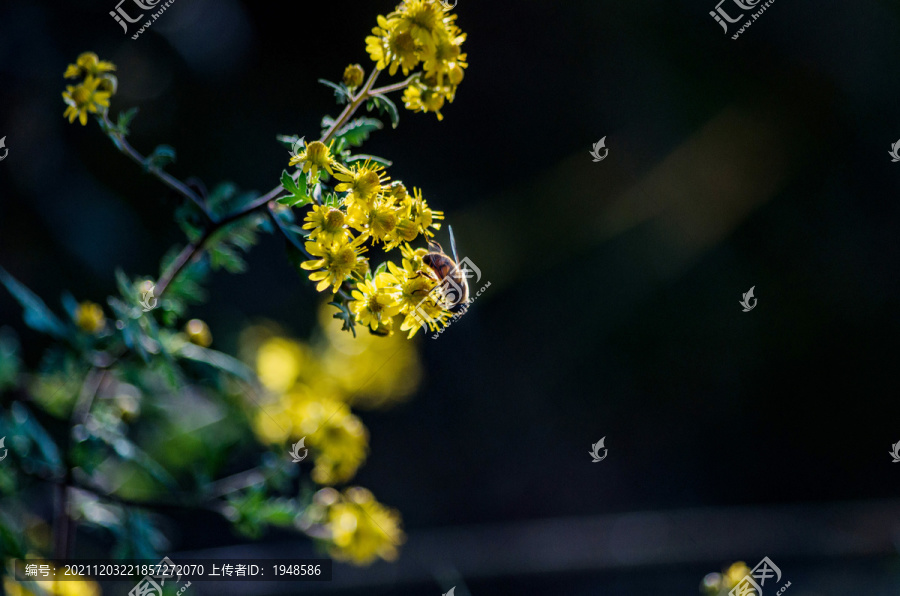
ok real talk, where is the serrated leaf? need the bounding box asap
[318,79,351,104]
[370,93,400,128]
[117,107,139,136]
[334,117,383,147]
[328,301,357,338]
[0,267,68,340]
[277,170,310,207]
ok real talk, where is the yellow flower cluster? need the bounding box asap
[305,487,405,565]
[62,52,116,126]
[292,146,452,337]
[365,0,468,120]
[247,305,421,483]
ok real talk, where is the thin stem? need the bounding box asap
[101,113,211,220]
[321,68,381,144]
[368,74,417,96]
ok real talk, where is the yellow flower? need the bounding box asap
[343,63,365,89]
[303,204,352,244]
[388,262,435,313]
[285,392,369,484]
[400,294,449,338]
[421,27,467,88]
[301,236,368,293]
[64,52,116,79]
[256,337,307,392]
[74,301,105,334]
[349,273,402,333]
[391,0,446,50]
[724,562,751,588]
[62,77,111,126]
[365,15,420,76]
[289,140,335,179]
[400,242,429,274]
[322,487,405,564]
[333,161,389,209]
[185,319,212,347]
[348,199,403,249]
[402,80,446,120]
[407,187,443,237]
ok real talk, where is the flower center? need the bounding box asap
[324,208,345,231]
[73,87,91,105]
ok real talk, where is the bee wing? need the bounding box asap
[448,225,460,264]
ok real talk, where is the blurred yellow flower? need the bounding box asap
[62,77,111,126]
[74,301,105,334]
[292,395,369,485]
[318,302,422,407]
[4,575,100,596]
[185,318,212,347]
[256,337,307,393]
[724,562,751,588]
[64,52,116,79]
[343,63,365,89]
[320,487,405,564]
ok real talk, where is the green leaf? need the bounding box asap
[144,145,176,172]
[329,301,357,338]
[318,79,351,104]
[370,93,400,129]
[345,154,393,167]
[329,117,383,147]
[277,170,310,207]
[0,267,68,340]
[117,107,139,136]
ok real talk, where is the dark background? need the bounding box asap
[2,0,900,593]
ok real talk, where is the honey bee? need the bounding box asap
[421,226,469,313]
